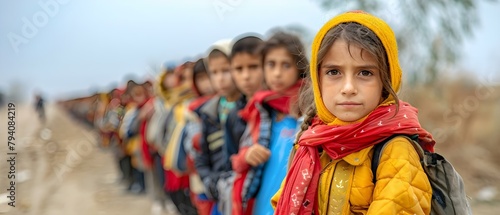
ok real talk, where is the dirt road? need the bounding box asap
[0,104,177,215]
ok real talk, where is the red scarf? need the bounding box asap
[239,80,302,142]
[188,95,213,112]
[275,101,435,215]
[231,80,302,215]
[140,98,154,169]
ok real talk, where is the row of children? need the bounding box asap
[88,11,470,215]
[91,29,309,215]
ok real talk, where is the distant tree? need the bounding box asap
[314,0,497,84]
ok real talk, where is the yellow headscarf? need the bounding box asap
[155,70,171,101]
[310,11,402,124]
[155,67,196,105]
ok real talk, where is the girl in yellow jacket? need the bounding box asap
[272,11,435,215]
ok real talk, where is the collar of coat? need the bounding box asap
[320,145,374,167]
[199,95,221,122]
[340,145,373,166]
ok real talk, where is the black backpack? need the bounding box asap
[371,135,472,215]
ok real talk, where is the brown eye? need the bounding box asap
[359,70,373,76]
[326,69,340,76]
[283,63,291,69]
[249,64,259,70]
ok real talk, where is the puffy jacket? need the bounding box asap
[194,96,229,200]
[162,100,191,173]
[272,136,432,215]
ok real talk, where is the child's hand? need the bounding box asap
[245,144,271,167]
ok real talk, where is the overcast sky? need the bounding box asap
[1,0,499,101]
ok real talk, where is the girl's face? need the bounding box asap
[264,46,300,93]
[319,39,383,122]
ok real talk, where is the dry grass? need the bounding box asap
[401,75,500,201]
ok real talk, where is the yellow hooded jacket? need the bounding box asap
[155,68,196,173]
[271,11,432,214]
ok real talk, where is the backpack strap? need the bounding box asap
[371,134,422,184]
[371,136,393,184]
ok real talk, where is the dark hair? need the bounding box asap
[192,58,209,96]
[230,35,263,59]
[125,80,146,96]
[260,31,309,78]
[193,58,207,76]
[125,80,137,94]
[142,80,152,87]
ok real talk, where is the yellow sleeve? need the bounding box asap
[271,178,286,209]
[367,137,432,215]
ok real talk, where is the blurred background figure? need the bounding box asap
[0,91,5,108]
[34,93,46,123]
